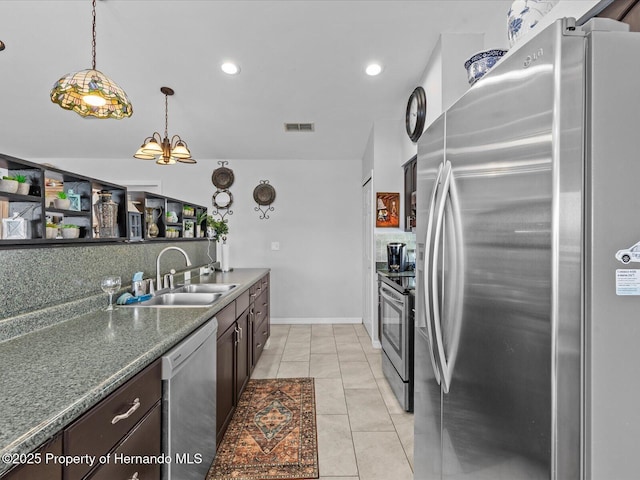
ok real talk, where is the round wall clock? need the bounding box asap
[405,86,426,143]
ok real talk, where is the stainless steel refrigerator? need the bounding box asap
[414,17,640,480]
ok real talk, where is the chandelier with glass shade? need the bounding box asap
[133,87,196,165]
[50,0,132,119]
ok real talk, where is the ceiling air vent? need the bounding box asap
[284,122,315,132]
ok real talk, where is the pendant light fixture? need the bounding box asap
[133,87,196,165]
[50,0,132,119]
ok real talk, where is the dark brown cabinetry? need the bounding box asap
[87,404,161,480]
[0,360,161,480]
[403,155,417,232]
[251,274,270,369]
[215,298,252,445]
[1,436,63,480]
[64,360,161,480]
[216,274,270,444]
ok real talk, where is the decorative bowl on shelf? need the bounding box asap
[464,49,508,85]
[507,0,559,47]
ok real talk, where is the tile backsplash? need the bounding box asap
[375,231,416,263]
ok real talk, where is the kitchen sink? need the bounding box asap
[132,292,223,308]
[176,283,238,294]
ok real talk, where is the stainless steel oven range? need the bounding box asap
[378,271,414,412]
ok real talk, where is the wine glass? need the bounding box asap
[101,276,121,311]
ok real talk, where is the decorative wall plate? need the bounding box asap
[253,182,276,206]
[253,180,276,219]
[212,189,233,209]
[211,166,235,189]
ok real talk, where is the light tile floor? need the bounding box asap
[252,323,414,480]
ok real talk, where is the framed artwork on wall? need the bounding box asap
[376,192,400,228]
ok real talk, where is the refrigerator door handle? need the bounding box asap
[430,160,464,394]
[421,162,444,386]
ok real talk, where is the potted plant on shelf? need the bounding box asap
[45,222,58,239]
[0,175,19,194]
[183,205,194,217]
[166,227,179,238]
[195,211,208,237]
[184,220,194,238]
[61,224,80,239]
[206,215,228,241]
[54,191,70,209]
[15,175,31,195]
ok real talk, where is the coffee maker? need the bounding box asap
[387,242,407,272]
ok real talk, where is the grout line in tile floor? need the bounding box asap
[254,323,414,480]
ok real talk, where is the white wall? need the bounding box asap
[399,0,601,162]
[35,157,363,323]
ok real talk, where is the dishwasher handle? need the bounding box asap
[162,317,218,379]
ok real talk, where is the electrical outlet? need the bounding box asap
[271,241,280,251]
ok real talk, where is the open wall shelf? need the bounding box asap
[0,153,208,246]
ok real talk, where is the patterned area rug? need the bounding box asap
[207,377,319,480]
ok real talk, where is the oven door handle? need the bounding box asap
[379,285,406,307]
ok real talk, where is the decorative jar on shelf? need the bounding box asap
[145,207,159,238]
[94,190,119,238]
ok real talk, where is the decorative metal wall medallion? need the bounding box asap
[211,161,234,221]
[253,180,276,219]
[211,161,235,189]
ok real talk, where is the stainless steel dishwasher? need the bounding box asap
[162,317,217,480]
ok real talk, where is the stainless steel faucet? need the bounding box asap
[156,246,192,290]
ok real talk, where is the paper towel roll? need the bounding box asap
[221,242,230,272]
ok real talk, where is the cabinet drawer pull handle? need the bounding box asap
[238,325,243,340]
[111,398,141,424]
[256,343,262,348]
[263,331,268,336]
[129,473,139,480]
[263,302,268,307]
[250,293,257,298]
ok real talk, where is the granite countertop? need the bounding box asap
[0,267,268,475]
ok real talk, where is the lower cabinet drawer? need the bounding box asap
[1,436,62,480]
[254,289,269,326]
[87,402,161,480]
[64,360,161,480]
[253,316,269,363]
[215,302,236,339]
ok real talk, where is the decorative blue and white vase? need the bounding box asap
[507,0,559,47]
[464,49,508,85]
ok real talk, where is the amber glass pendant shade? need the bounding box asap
[50,69,132,119]
[50,0,132,119]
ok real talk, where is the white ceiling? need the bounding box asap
[1,1,518,162]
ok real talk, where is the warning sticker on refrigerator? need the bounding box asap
[615,269,640,295]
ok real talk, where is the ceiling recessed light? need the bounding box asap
[221,62,240,75]
[365,63,382,76]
